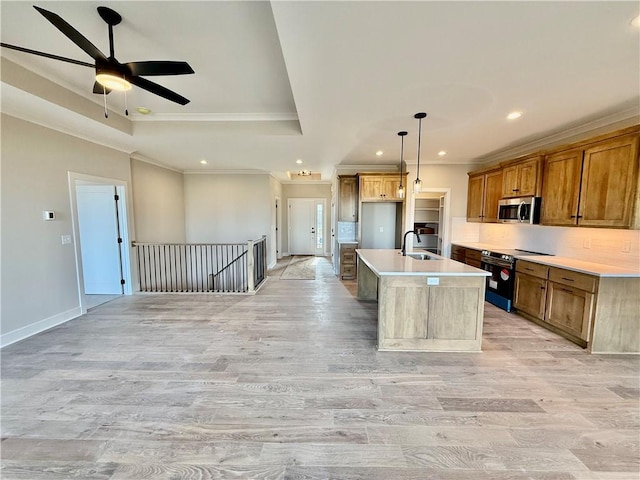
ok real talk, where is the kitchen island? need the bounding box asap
[357,249,490,352]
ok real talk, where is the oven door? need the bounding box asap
[481,256,515,312]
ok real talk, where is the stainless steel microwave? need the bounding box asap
[498,197,541,224]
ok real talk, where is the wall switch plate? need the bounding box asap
[379,227,384,233]
[43,210,55,221]
[427,277,440,286]
[61,235,72,245]
[622,241,631,253]
[583,238,591,249]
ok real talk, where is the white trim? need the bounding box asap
[130,153,183,173]
[183,169,270,175]
[131,112,299,122]
[68,172,134,314]
[476,107,640,163]
[1,307,82,348]
[335,164,399,174]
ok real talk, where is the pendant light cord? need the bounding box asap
[416,116,422,179]
[400,135,404,186]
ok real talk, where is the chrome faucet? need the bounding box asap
[401,229,421,256]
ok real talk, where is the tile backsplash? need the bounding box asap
[337,221,357,241]
[478,223,639,269]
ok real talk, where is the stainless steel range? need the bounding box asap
[480,249,551,312]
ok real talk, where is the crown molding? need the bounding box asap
[335,164,399,174]
[477,105,640,164]
[130,153,183,173]
[131,112,299,122]
[183,169,271,175]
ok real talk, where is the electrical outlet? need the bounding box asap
[583,238,591,249]
[622,241,631,253]
[61,235,71,245]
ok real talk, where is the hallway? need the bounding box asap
[1,257,638,479]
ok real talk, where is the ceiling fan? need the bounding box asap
[1,5,194,107]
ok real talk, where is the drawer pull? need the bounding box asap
[525,267,534,271]
[561,277,574,282]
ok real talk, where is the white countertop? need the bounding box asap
[357,249,490,277]
[515,255,640,278]
[451,242,640,278]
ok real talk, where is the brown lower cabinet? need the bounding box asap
[514,260,639,353]
[513,261,548,320]
[340,243,357,280]
[450,244,482,268]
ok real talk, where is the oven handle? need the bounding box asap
[481,257,513,269]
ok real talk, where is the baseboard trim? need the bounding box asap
[1,307,82,348]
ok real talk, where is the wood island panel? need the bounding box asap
[376,274,485,352]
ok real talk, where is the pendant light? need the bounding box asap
[414,112,427,194]
[397,131,407,199]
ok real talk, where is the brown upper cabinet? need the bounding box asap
[359,173,405,202]
[338,175,358,221]
[541,133,639,228]
[466,168,503,223]
[501,156,541,198]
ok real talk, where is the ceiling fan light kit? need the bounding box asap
[1,5,194,118]
[95,72,132,91]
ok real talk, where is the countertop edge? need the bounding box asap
[357,249,490,277]
[451,242,640,278]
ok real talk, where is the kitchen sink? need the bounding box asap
[403,252,441,260]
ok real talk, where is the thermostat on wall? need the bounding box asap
[43,210,55,221]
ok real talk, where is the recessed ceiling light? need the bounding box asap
[296,159,303,164]
[200,160,208,165]
[376,150,383,156]
[438,150,447,156]
[507,111,522,120]
[136,106,152,115]
[632,15,640,28]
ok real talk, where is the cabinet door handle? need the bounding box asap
[559,287,573,293]
[512,189,519,192]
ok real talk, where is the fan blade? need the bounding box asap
[33,6,107,62]
[129,76,190,105]
[0,42,94,68]
[125,61,194,76]
[93,81,111,95]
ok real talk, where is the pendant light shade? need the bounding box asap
[414,112,427,194]
[397,131,407,199]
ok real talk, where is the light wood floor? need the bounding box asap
[1,257,638,479]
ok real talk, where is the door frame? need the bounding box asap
[275,196,282,260]
[408,188,451,258]
[68,172,133,314]
[287,197,327,256]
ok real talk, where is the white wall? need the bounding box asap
[183,173,274,263]
[406,164,472,217]
[131,159,185,243]
[1,115,132,345]
[479,223,640,269]
[281,183,332,255]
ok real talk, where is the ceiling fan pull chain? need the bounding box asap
[124,83,129,116]
[103,87,108,118]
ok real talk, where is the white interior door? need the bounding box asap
[289,198,325,255]
[76,185,123,294]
